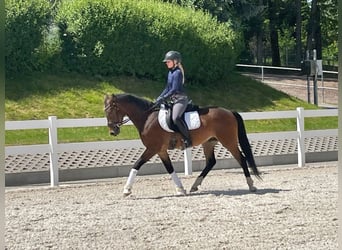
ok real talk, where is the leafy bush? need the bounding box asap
[5,0,51,75]
[56,0,242,83]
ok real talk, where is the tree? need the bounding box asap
[318,0,338,65]
[213,0,266,65]
[267,0,281,66]
[163,0,337,67]
[295,0,302,66]
[306,0,322,59]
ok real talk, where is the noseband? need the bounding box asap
[104,102,130,127]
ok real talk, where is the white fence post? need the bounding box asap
[48,116,59,186]
[183,149,192,175]
[296,107,305,167]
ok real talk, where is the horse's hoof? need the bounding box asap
[246,177,257,192]
[176,186,186,196]
[190,186,198,193]
[123,187,132,197]
[190,176,203,193]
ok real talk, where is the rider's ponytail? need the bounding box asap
[178,63,185,84]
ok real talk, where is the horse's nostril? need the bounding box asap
[110,131,115,136]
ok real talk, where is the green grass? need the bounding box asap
[5,72,337,145]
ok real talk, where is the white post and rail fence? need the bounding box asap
[5,108,338,187]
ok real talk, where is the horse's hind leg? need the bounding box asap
[158,151,186,195]
[228,145,257,192]
[190,139,217,193]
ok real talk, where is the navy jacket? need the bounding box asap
[157,67,185,101]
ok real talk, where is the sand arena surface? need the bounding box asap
[6,163,337,249]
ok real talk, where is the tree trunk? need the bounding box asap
[268,0,281,66]
[269,28,281,66]
[256,30,263,65]
[306,0,322,59]
[315,6,322,59]
[256,0,264,65]
[295,0,302,66]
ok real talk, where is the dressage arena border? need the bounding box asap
[5,136,337,186]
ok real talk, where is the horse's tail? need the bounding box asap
[232,111,262,179]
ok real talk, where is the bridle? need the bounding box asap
[104,94,158,130]
[104,101,130,128]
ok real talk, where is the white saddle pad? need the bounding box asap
[158,109,201,133]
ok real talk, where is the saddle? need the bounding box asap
[158,102,201,133]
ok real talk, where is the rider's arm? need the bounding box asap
[158,70,183,100]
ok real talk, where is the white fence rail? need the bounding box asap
[5,107,338,186]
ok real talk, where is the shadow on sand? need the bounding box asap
[131,188,289,200]
[198,188,288,196]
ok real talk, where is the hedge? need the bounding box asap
[56,0,242,83]
[5,0,51,75]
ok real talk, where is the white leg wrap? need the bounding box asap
[123,169,138,196]
[171,171,183,188]
[126,169,138,188]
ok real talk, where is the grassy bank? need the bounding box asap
[5,72,337,145]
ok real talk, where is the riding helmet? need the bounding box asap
[163,51,182,63]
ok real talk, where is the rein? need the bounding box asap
[145,102,160,114]
[113,117,130,127]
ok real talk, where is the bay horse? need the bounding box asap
[104,93,261,196]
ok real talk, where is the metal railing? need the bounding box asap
[236,64,338,105]
[236,64,338,82]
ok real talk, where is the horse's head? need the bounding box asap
[104,94,126,136]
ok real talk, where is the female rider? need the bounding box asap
[156,51,192,148]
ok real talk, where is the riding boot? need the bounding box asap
[175,118,192,148]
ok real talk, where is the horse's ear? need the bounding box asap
[104,94,115,100]
[104,94,110,104]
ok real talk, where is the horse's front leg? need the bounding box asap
[123,149,155,197]
[158,151,186,195]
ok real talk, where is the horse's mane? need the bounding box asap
[116,93,153,111]
[115,93,218,114]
